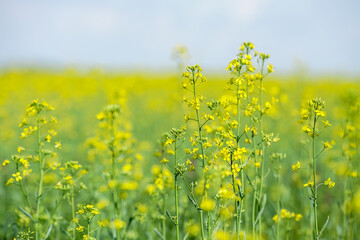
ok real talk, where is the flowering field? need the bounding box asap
[0,43,359,240]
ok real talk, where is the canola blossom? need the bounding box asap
[0,43,359,240]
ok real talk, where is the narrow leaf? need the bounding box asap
[264,168,271,178]
[246,174,254,188]
[166,210,176,225]
[18,206,35,222]
[60,226,72,240]
[243,156,251,168]
[318,216,330,238]
[153,228,165,240]
[187,195,197,208]
[44,224,53,239]
[254,194,267,225]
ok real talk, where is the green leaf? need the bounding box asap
[44,224,53,239]
[254,194,267,225]
[18,206,35,222]
[60,226,72,240]
[187,195,197,208]
[166,210,176,225]
[318,216,330,238]
[153,228,165,240]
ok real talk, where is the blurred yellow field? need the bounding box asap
[0,43,359,240]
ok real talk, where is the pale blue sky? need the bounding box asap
[0,0,359,73]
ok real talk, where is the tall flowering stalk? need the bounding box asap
[4,100,61,240]
[225,42,276,239]
[55,161,88,239]
[338,93,359,240]
[96,104,122,240]
[300,98,335,239]
[182,64,213,239]
[161,127,186,240]
[270,153,286,240]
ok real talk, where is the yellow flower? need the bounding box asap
[96,199,110,209]
[295,213,302,221]
[200,198,216,211]
[76,226,84,232]
[2,159,10,166]
[322,141,333,149]
[6,178,15,185]
[96,112,107,120]
[72,218,79,224]
[112,219,126,230]
[291,161,301,172]
[315,110,326,117]
[215,230,231,240]
[146,184,156,195]
[17,146,25,153]
[244,125,250,133]
[121,181,138,190]
[324,178,335,188]
[164,139,174,146]
[12,172,22,181]
[19,119,27,128]
[272,214,279,223]
[122,163,132,172]
[302,125,312,134]
[160,158,169,164]
[167,149,175,155]
[186,224,200,236]
[304,180,314,187]
[98,220,107,227]
[108,180,116,189]
[55,141,62,149]
[45,134,51,143]
[267,64,274,73]
[64,176,73,184]
[90,208,100,215]
[22,169,32,177]
[48,129,57,136]
[322,120,332,127]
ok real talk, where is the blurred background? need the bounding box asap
[0,2,360,239]
[1,0,360,74]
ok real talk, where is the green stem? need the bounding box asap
[180,175,205,240]
[342,178,347,240]
[252,168,257,239]
[192,74,206,240]
[71,185,76,240]
[276,171,280,240]
[231,165,239,240]
[207,212,211,240]
[252,130,258,239]
[35,119,43,240]
[87,221,90,239]
[110,115,120,240]
[16,159,33,214]
[257,66,265,239]
[235,77,241,240]
[199,210,205,240]
[162,163,167,240]
[312,116,319,239]
[174,138,180,240]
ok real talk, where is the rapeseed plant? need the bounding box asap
[300,98,334,240]
[0,43,359,240]
[3,100,60,240]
